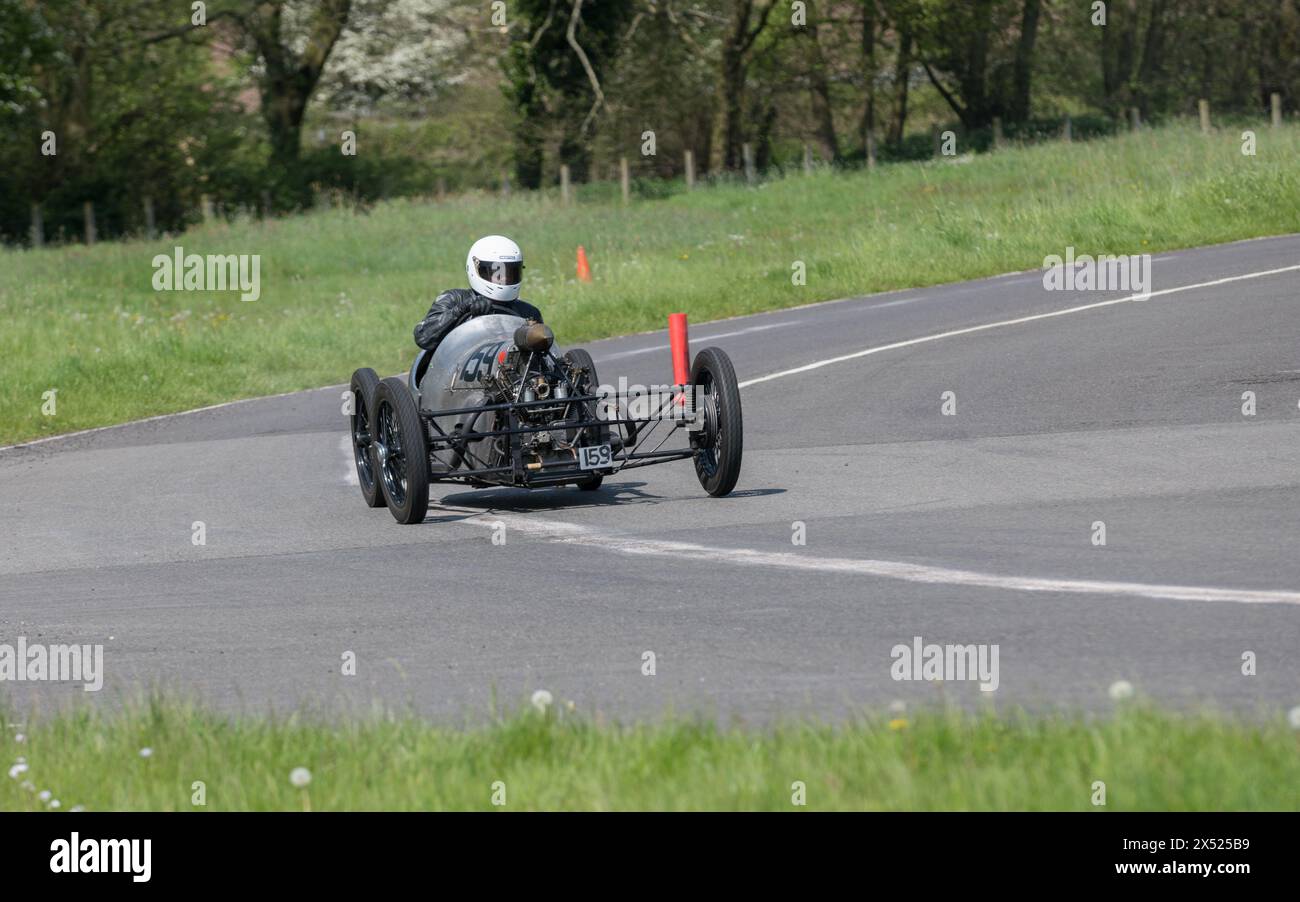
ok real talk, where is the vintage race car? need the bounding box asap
[348,309,742,523]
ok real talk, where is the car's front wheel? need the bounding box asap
[690,347,743,497]
[373,377,431,524]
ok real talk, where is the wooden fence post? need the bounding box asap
[802,143,813,174]
[1063,115,1072,142]
[742,143,756,184]
[993,116,1004,149]
[560,164,571,204]
[619,157,630,205]
[1271,92,1282,127]
[684,149,695,190]
[83,201,96,245]
[1129,107,1141,131]
[1198,98,1211,133]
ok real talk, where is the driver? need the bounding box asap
[414,235,543,352]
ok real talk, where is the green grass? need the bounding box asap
[3,701,1298,810]
[3,122,1299,444]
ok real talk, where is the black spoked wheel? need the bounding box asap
[564,348,607,491]
[350,368,385,508]
[690,347,743,497]
[373,377,430,524]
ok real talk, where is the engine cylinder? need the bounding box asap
[514,322,555,353]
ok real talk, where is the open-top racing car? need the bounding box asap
[348,308,742,523]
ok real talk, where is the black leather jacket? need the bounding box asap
[413,289,543,351]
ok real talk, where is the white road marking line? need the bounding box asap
[869,297,921,309]
[0,383,348,454]
[447,511,1300,606]
[600,322,796,360]
[737,264,1300,388]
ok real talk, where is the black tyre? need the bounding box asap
[373,376,430,524]
[564,348,607,491]
[349,368,385,508]
[690,347,743,497]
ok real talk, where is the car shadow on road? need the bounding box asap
[434,481,783,514]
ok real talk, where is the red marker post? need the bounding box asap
[668,313,690,408]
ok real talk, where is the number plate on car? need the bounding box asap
[578,444,612,470]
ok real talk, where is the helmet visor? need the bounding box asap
[475,258,523,286]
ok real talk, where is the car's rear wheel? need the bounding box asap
[349,368,385,508]
[690,347,743,497]
[373,377,430,524]
[564,348,607,491]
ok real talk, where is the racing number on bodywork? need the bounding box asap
[579,444,612,470]
[459,341,507,386]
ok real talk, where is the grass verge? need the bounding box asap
[3,122,1299,444]
[3,701,1298,811]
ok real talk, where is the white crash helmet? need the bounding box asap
[466,235,524,302]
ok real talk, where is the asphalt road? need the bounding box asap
[3,234,1299,721]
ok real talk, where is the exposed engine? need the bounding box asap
[416,314,608,481]
[476,338,592,476]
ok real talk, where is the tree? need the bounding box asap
[878,0,918,146]
[240,0,354,205]
[913,0,1040,130]
[859,0,879,155]
[314,0,464,114]
[710,0,776,172]
[1098,0,1174,118]
[503,0,633,186]
[142,0,355,208]
[587,0,719,181]
[801,1,841,163]
[1008,0,1042,123]
[0,0,245,243]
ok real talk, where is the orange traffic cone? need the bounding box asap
[576,245,592,282]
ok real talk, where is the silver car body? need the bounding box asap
[412,314,528,468]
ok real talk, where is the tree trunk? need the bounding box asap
[754,103,778,171]
[261,75,309,173]
[1101,0,1138,116]
[710,1,773,172]
[859,0,877,156]
[1009,0,1042,123]
[711,33,747,170]
[804,7,840,163]
[1134,0,1168,119]
[888,27,913,145]
[512,78,545,190]
[248,0,353,210]
[559,109,592,183]
[955,0,994,129]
